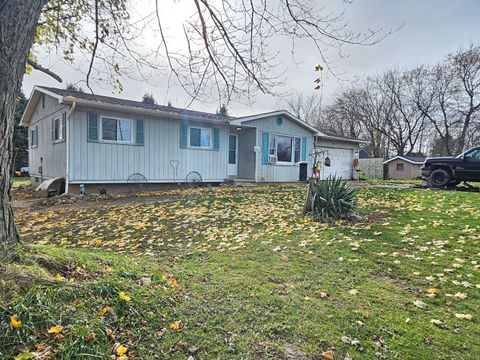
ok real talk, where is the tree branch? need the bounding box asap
[27,59,63,83]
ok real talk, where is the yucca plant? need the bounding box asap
[307,176,356,223]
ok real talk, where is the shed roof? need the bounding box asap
[383,155,426,165]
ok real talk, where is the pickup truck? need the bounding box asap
[421,147,480,187]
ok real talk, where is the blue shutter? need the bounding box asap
[262,132,269,165]
[301,137,307,161]
[62,112,67,140]
[136,119,144,145]
[213,128,220,150]
[180,121,188,148]
[88,113,99,141]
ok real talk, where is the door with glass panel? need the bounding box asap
[227,134,238,177]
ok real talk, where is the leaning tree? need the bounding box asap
[0,0,392,249]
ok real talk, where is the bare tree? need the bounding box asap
[0,0,393,247]
[410,46,480,155]
[285,93,322,126]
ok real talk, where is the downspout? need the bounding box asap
[65,101,76,193]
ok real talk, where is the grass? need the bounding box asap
[2,185,480,359]
[361,178,423,186]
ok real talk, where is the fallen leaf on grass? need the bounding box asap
[98,306,112,316]
[115,344,128,356]
[455,313,473,320]
[170,320,184,331]
[454,292,467,300]
[430,319,443,327]
[119,291,131,302]
[47,325,63,334]
[413,300,427,309]
[321,350,334,360]
[348,289,358,296]
[10,315,22,328]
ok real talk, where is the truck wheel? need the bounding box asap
[429,169,451,187]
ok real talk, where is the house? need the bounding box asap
[383,155,426,180]
[20,86,363,194]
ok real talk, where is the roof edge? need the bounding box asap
[383,155,426,165]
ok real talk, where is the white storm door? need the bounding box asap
[227,134,238,177]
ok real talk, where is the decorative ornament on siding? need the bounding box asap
[170,160,179,181]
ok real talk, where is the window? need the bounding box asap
[396,163,404,171]
[53,117,65,142]
[228,135,237,164]
[465,149,480,160]
[294,138,301,163]
[101,117,133,143]
[269,135,276,155]
[31,126,38,148]
[189,127,212,148]
[268,134,302,163]
[277,135,293,162]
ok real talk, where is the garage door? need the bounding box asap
[320,147,353,180]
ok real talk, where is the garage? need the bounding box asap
[315,132,368,180]
[319,147,354,179]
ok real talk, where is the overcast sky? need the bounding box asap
[22,0,480,117]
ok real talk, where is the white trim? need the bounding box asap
[383,156,426,165]
[230,110,318,134]
[100,116,134,144]
[65,102,75,194]
[317,134,370,144]
[53,116,65,143]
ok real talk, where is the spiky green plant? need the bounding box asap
[308,176,356,222]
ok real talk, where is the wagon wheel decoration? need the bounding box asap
[185,171,202,188]
[127,172,147,192]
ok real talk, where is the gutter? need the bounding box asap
[60,98,229,125]
[65,101,76,193]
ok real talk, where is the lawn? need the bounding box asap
[2,185,479,359]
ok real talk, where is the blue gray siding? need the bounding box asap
[243,115,315,182]
[28,94,68,181]
[68,108,228,183]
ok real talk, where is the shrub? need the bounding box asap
[307,176,356,222]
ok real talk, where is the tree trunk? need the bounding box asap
[0,0,47,247]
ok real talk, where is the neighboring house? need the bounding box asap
[21,86,363,194]
[383,155,426,180]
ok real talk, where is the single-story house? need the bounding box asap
[20,86,365,194]
[383,155,426,180]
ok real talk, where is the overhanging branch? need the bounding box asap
[27,59,63,83]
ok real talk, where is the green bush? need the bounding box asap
[308,176,356,222]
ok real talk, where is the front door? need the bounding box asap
[227,134,238,177]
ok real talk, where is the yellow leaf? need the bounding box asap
[10,315,22,329]
[426,288,438,295]
[116,344,128,356]
[169,320,184,331]
[47,325,63,334]
[53,273,64,281]
[348,289,359,296]
[119,292,131,302]
[98,306,112,316]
